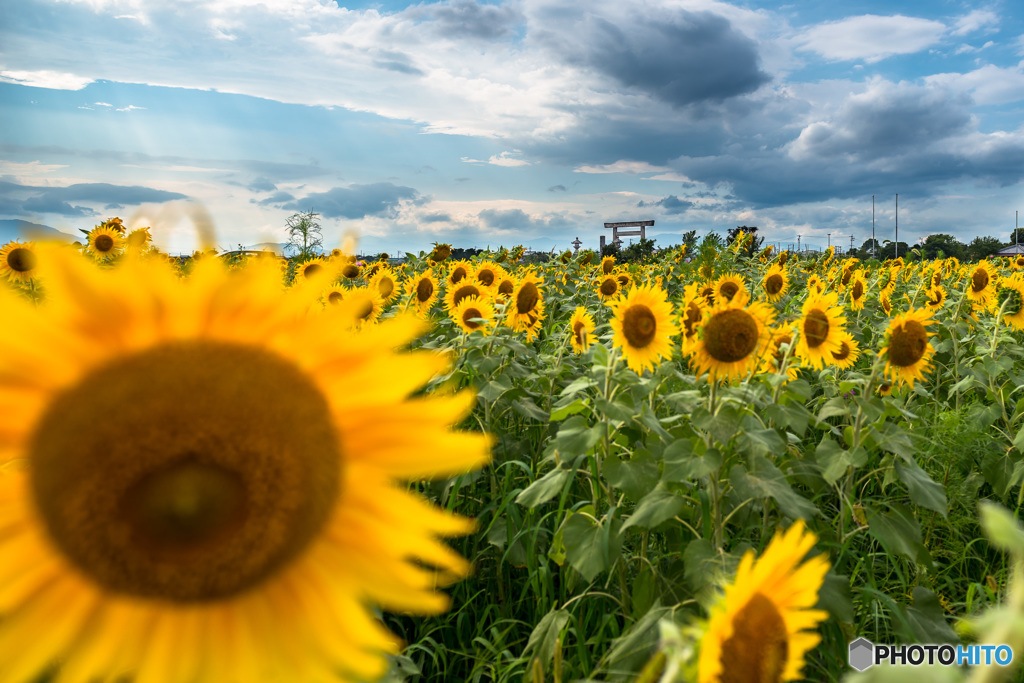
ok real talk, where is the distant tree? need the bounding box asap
[620,237,657,264]
[920,233,965,260]
[856,238,882,260]
[881,239,913,260]
[451,247,484,260]
[601,241,621,258]
[727,226,764,258]
[681,230,698,252]
[967,236,1003,261]
[1010,228,1024,247]
[285,210,323,260]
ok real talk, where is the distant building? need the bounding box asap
[996,244,1024,256]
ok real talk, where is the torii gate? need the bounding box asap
[601,220,653,251]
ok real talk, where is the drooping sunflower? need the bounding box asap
[0,248,490,683]
[879,307,937,388]
[0,241,38,283]
[600,255,616,275]
[1015,255,1024,270]
[880,288,894,317]
[848,275,868,311]
[691,298,774,383]
[967,261,997,304]
[506,273,545,340]
[698,521,830,683]
[757,327,801,381]
[597,274,620,301]
[85,225,124,261]
[795,291,846,369]
[445,280,487,313]
[568,306,596,354]
[762,264,789,303]
[615,270,634,291]
[713,273,747,305]
[125,227,154,255]
[679,286,706,356]
[405,268,439,315]
[452,295,493,335]
[829,330,860,370]
[805,273,824,295]
[610,283,678,374]
[998,274,1024,330]
[493,271,517,303]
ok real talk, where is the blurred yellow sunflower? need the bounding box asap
[0,241,38,283]
[615,269,634,290]
[757,327,801,381]
[879,307,936,388]
[0,247,490,683]
[445,280,487,313]
[848,275,868,311]
[806,274,824,295]
[406,268,439,315]
[600,255,616,274]
[294,256,329,282]
[924,285,947,311]
[340,260,362,280]
[342,286,386,327]
[880,288,894,317]
[691,298,774,383]
[322,283,347,308]
[698,521,830,683]
[85,225,124,261]
[679,286,706,356]
[568,306,596,354]
[795,291,845,369]
[446,260,472,287]
[609,283,678,374]
[125,227,154,255]
[452,295,493,335]
[762,264,789,303]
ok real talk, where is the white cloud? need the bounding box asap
[486,151,531,167]
[0,69,93,90]
[925,64,1024,106]
[796,15,947,63]
[115,104,146,111]
[94,101,113,107]
[573,160,672,175]
[952,9,999,36]
[0,160,69,184]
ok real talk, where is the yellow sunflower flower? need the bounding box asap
[446,260,472,287]
[0,241,38,283]
[879,307,937,388]
[609,283,678,374]
[924,285,947,311]
[998,274,1024,330]
[795,291,846,369]
[0,247,490,683]
[880,288,894,317]
[445,280,487,313]
[85,225,124,261]
[321,283,347,308]
[762,264,789,303]
[341,286,386,328]
[452,295,493,335]
[506,273,545,340]
[757,327,801,381]
[713,272,747,305]
[829,330,860,370]
[370,265,401,305]
[405,268,439,315]
[848,275,868,311]
[698,521,830,683]
[600,255,616,274]
[691,298,774,383]
[294,256,329,283]
[493,271,517,303]
[966,262,997,304]
[340,260,362,280]
[568,306,596,354]
[474,261,502,289]
[679,286,706,356]
[597,274,620,300]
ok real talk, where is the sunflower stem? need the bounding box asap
[990,294,1013,358]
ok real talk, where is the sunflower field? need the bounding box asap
[4,223,1024,683]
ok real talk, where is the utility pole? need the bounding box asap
[850,234,854,255]
[895,193,898,259]
[797,234,801,252]
[872,195,875,259]
[827,233,831,249]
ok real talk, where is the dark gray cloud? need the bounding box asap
[22,197,97,217]
[256,190,296,206]
[637,195,694,214]
[0,181,186,218]
[283,182,422,219]
[248,177,277,193]
[372,60,425,76]
[548,184,567,192]
[532,7,769,108]
[478,208,572,233]
[411,0,523,40]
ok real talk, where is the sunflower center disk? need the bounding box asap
[327,291,343,305]
[573,320,586,345]
[478,269,495,286]
[852,282,863,299]
[30,341,341,603]
[972,270,988,292]
[416,278,434,302]
[462,307,483,329]
[7,247,36,272]
[304,263,323,278]
[765,275,783,295]
[517,282,539,314]
[95,234,114,252]
[600,279,617,296]
[719,592,789,683]
[833,341,851,361]
[803,310,829,349]
[719,282,739,301]
[622,304,657,348]
[704,309,758,363]
[888,320,928,367]
[453,284,480,308]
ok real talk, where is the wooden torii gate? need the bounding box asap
[600,220,653,252]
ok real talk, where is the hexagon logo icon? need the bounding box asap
[849,637,874,672]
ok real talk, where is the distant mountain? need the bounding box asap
[0,220,79,245]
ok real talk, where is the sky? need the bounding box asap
[1,0,1023,255]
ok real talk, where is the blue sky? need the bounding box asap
[1,0,1023,255]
